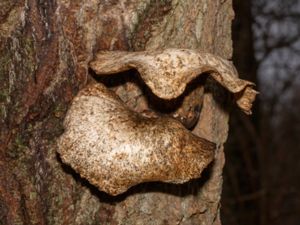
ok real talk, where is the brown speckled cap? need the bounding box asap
[57,83,215,195]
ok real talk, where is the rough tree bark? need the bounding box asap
[0,0,234,224]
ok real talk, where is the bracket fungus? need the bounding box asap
[57,49,257,196]
[57,83,215,195]
[90,49,258,114]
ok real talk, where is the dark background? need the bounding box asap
[222,0,300,225]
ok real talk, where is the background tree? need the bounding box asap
[222,0,300,225]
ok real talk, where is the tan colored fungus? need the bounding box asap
[57,83,216,195]
[90,49,258,114]
[57,49,257,196]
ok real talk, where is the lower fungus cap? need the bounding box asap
[57,83,215,196]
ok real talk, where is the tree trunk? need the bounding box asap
[0,0,234,224]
